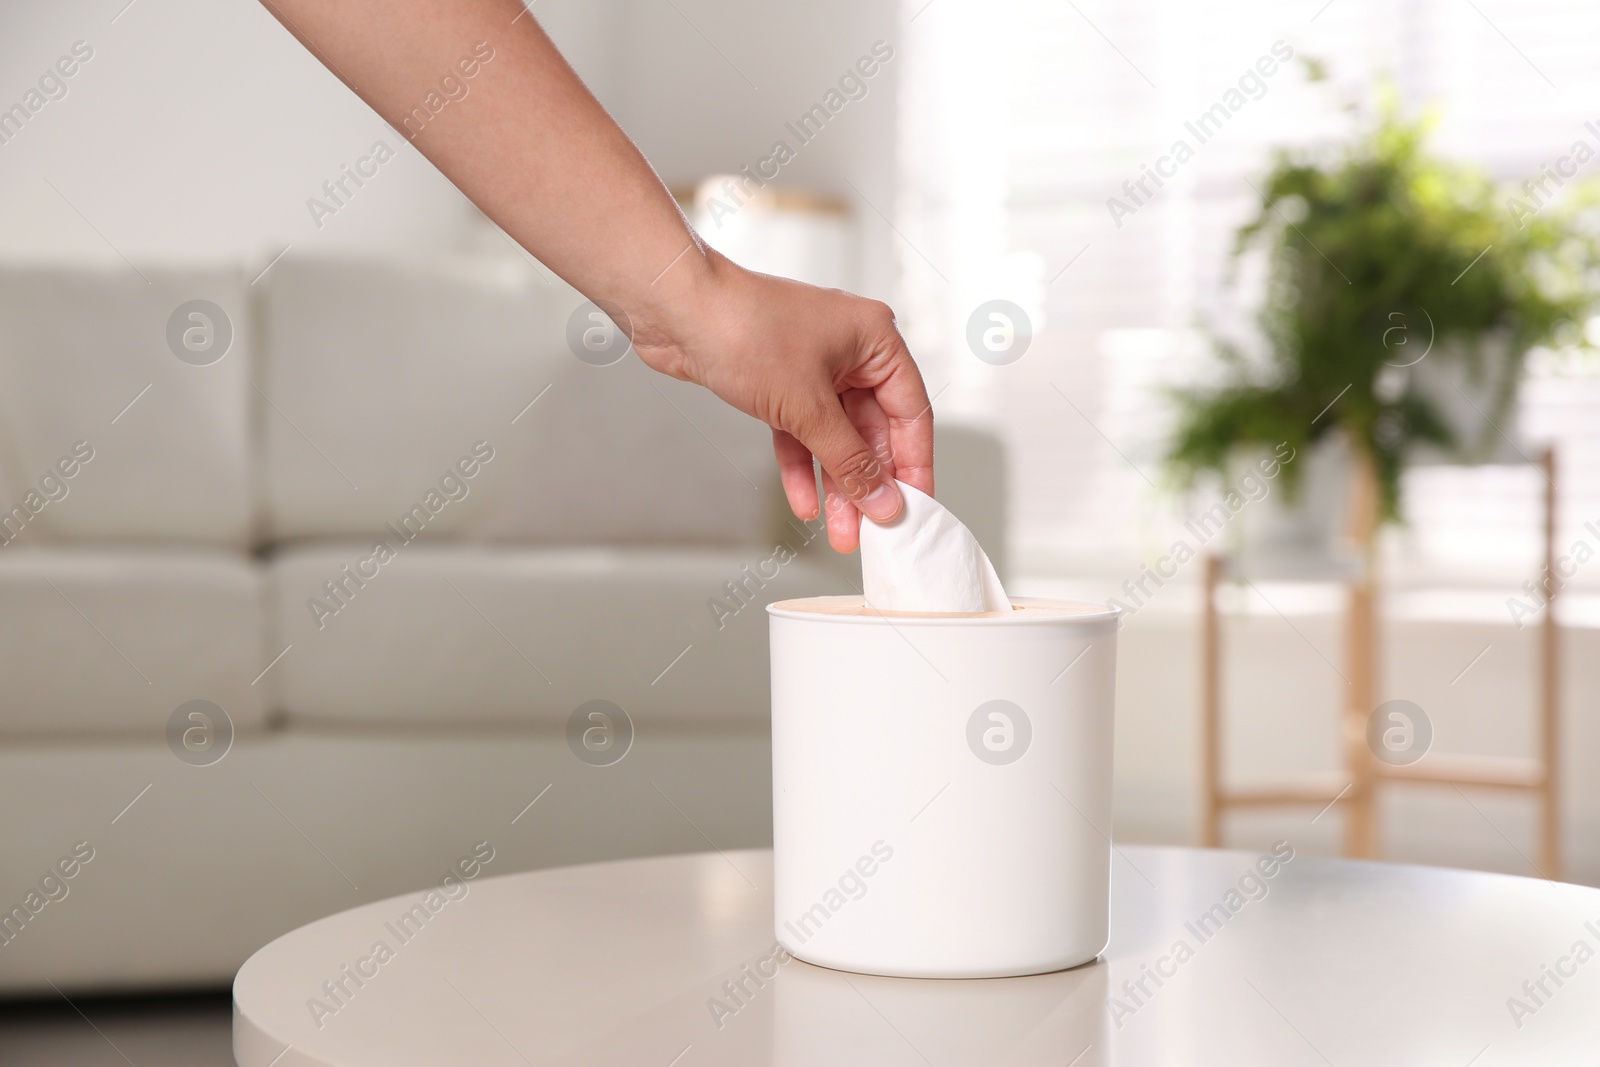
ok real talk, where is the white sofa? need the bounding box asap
[0,253,1006,994]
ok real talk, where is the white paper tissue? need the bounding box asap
[859,480,1011,613]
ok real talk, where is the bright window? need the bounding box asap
[898,0,1600,584]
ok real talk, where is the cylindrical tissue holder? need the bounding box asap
[768,596,1118,979]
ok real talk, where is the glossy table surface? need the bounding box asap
[235,846,1600,1066]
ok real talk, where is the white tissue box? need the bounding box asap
[767,596,1119,978]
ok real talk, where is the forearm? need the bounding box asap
[260,0,708,333]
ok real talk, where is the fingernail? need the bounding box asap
[860,483,901,523]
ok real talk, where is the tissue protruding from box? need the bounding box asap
[859,480,1010,613]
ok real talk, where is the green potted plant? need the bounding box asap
[1166,83,1600,541]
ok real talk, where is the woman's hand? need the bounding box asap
[631,248,933,553]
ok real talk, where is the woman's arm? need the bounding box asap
[260,0,932,551]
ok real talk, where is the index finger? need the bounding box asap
[870,337,935,499]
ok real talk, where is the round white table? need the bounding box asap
[235,846,1600,1066]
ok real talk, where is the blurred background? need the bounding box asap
[4,0,1600,1059]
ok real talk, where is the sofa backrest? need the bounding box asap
[0,254,781,551]
[0,263,257,548]
[258,253,780,548]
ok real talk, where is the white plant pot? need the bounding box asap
[1407,332,1524,465]
[767,596,1119,978]
[1229,437,1354,575]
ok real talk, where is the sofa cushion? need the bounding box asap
[0,547,267,735]
[266,536,845,727]
[257,254,775,547]
[0,263,255,547]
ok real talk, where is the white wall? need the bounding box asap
[605,0,902,297]
[0,0,470,263]
[0,0,900,296]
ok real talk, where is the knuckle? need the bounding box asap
[793,389,843,433]
[863,299,897,329]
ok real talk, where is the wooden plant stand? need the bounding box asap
[1199,448,1561,878]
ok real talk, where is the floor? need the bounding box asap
[0,990,234,1067]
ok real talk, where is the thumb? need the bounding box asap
[795,393,902,524]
